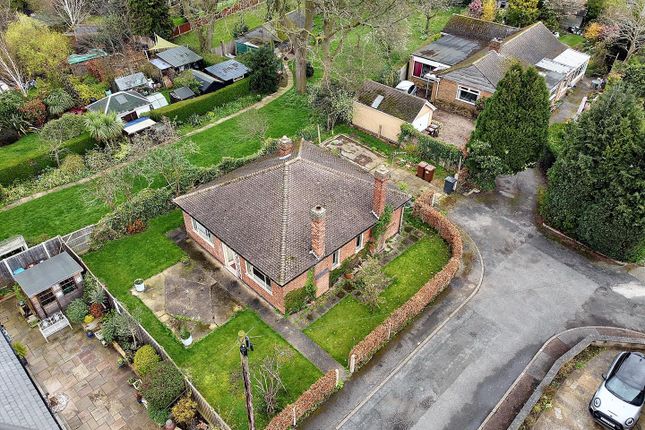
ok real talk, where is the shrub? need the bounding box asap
[232,16,249,38]
[399,124,462,169]
[173,70,201,94]
[355,256,390,311]
[44,88,75,116]
[65,298,89,323]
[147,406,170,425]
[101,311,132,344]
[0,91,26,133]
[172,395,197,424]
[246,45,281,95]
[83,314,95,324]
[60,153,86,174]
[19,99,47,128]
[149,79,251,123]
[141,361,185,410]
[12,341,27,359]
[89,302,104,318]
[133,345,160,376]
[285,271,316,314]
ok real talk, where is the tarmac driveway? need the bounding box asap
[304,169,645,430]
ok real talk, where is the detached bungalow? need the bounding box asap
[86,91,153,122]
[352,80,437,143]
[408,15,590,116]
[174,138,409,313]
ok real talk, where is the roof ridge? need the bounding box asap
[278,162,290,285]
[174,160,286,202]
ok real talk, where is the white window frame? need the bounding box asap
[191,217,213,245]
[457,86,480,105]
[355,233,364,253]
[332,250,341,269]
[246,262,272,294]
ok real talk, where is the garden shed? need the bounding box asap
[153,46,203,73]
[114,72,150,92]
[204,60,250,85]
[191,69,221,94]
[170,86,195,102]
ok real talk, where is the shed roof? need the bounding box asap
[114,72,148,91]
[191,69,219,92]
[414,34,487,66]
[14,252,82,298]
[170,86,196,100]
[174,141,409,285]
[204,60,250,81]
[86,91,151,115]
[0,332,61,429]
[442,15,518,42]
[150,57,172,71]
[156,46,202,68]
[356,80,433,122]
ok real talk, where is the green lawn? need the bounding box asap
[559,33,585,49]
[304,232,451,365]
[84,211,321,429]
[0,134,43,168]
[174,4,267,55]
[0,89,312,243]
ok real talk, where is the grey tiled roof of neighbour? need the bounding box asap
[86,91,151,115]
[0,332,61,429]
[14,252,82,298]
[204,60,250,81]
[114,72,147,91]
[414,34,488,66]
[156,46,202,68]
[442,15,518,42]
[356,80,430,122]
[174,141,410,285]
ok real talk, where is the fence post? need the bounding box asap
[387,321,392,340]
[335,368,340,386]
[349,354,356,374]
[292,405,297,427]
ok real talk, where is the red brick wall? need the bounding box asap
[433,78,492,117]
[183,207,404,314]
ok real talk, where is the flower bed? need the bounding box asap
[348,190,463,371]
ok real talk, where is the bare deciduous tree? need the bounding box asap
[0,33,27,96]
[604,0,645,60]
[138,141,199,195]
[414,0,453,35]
[253,347,292,416]
[89,168,134,210]
[52,0,90,30]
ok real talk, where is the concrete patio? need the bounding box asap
[431,109,475,149]
[0,298,155,430]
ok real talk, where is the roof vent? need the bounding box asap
[371,94,384,109]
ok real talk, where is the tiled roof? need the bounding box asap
[356,80,431,122]
[0,331,61,429]
[174,142,410,285]
[442,15,518,42]
[499,22,568,64]
[440,51,512,92]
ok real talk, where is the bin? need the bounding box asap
[424,164,436,182]
[444,176,457,194]
[416,162,428,179]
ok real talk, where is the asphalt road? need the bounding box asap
[304,169,645,430]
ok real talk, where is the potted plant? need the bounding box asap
[179,326,192,347]
[134,278,145,293]
[117,357,127,368]
[12,341,28,366]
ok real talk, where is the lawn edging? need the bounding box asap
[348,190,463,372]
[265,369,341,430]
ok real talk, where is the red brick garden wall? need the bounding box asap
[264,370,339,430]
[348,191,463,370]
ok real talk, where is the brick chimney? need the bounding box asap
[310,205,326,258]
[277,136,294,158]
[372,166,390,217]
[488,37,502,52]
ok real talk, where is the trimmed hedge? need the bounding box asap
[0,132,97,186]
[149,78,251,123]
[399,123,463,169]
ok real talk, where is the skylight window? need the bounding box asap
[371,94,384,109]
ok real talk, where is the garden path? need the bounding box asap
[0,66,293,213]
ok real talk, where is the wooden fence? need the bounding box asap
[0,237,71,286]
[76,256,232,430]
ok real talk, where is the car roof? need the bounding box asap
[616,352,645,388]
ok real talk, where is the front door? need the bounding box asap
[222,243,240,277]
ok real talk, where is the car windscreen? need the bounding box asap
[606,375,645,406]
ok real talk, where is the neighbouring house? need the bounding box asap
[235,10,304,55]
[408,15,590,116]
[114,72,152,93]
[174,138,410,313]
[170,86,196,103]
[204,59,250,86]
[353,80,437,143]
[86,91,154,122]
[191,69,220,94]
[150,46,203,74]
[0,329,64,429]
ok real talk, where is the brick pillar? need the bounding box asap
[310,206,326,259]
[372,166,390,217]
[30,296,45,319]
[277,136,294,157]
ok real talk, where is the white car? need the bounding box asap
[589,351,645,429]
[395,80,417,95]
